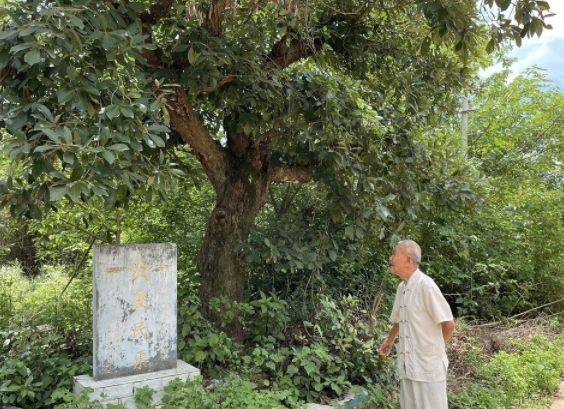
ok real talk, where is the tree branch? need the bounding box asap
[268,33,323,69]
[272,164,312,183]
[205,0,229,36]
[140,0,175,25]
[280,183,302,214]
[269,187,281,216]
[197,74,238,92]
[253,115,285,149]
[161,85,229,190]
[141,48,163,67]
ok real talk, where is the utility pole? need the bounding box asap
[461,96,469,158]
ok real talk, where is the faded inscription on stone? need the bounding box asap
[93,244,177,381]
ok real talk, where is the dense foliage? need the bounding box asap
[0,0,563,407]
[449,328,564,409]
[0,0,555,338]
[2,59,564,407]
[410,65,564,319]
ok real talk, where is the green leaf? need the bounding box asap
[148,124,170,133]
[108,144,129,151]
[41,128,61,143]
[35,104,53,121]
[63,151,75,164]
[331,383,343,395]
[10,42,34,53]
[486,38,496,53]
[56,88,75,103]
[188,46,197,64]
[34,145,55,153]
[49,186,69,201]
[303,361,316,375]
[105,105,120,119]
[119,106,134,118]
[81,85,101,96]
[22,26,48,37]
[329,250,337,261]
[0,29,16,40]
[102,150,115,164]
[286,364,299,376]
[28,203,42,220]
[24,48,41,66]
[102,33,115,50]
[70,163,84,181]
[417,36,432,56]
[149,134,165,148]
[355,227,364,239]
[66,13,84,30]
[68,184,82,202]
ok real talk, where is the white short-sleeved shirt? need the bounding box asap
[390,269,454,382]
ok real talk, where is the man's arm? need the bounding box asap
[441,320,455,343]
[377,323,399,357]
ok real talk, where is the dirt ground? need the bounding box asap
[446,318,563,395]
[552,381,564,409]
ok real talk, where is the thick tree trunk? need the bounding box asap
[197,171,269,342]
[8,222,39,277]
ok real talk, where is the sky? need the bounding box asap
[483,1,564,88]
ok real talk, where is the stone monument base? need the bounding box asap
[73,360,200,408]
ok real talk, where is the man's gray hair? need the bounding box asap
[398,240,421,265]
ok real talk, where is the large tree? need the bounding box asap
[0,0,553,339]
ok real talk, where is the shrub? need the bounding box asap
[177,278,240,373]
[482,335,564,408]
[0,264,91,330]
[0,325,92,408]
[449,333,564,409]
[177,289,397,406]
[239,294,397,405]
[162,376,293,409]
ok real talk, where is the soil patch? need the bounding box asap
[446,318,561,392]
[552,381,564,409]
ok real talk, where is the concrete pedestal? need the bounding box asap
[73,360,199,408]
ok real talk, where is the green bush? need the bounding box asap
[448,385,505,409]
[239,294,396,404]
[177,278,241,373]
[482,335,564,408]
[0,265,93,408]
[0,264,32,321]
[177,287,397,406]
[0,325,92,408]
[449,334,564,409]
[0,264,91,330]
[162,376,293,409]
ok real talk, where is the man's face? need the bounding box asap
[389,245,409,277]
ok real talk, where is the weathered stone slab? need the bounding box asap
[93,244,177,381]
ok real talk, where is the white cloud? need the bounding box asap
[522,1,564,42]
[481,1,564,88]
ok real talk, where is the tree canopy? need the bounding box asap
[0,0,554,338]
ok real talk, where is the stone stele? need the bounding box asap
[93,243,178,381]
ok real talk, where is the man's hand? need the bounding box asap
[377,338,395,357]
[378,323,399,357]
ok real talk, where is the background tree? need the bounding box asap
[0,0,553,338]
[400,64,564,319]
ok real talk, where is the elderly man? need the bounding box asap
[378,240,455,409]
